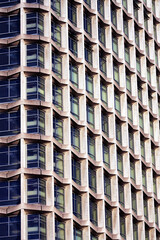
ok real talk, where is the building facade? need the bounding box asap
[0,0,160,239]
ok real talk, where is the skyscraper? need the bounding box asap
[0,0,160,239]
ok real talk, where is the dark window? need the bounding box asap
[0,14,20,38]
[123,19,128,37]
[101,82,107,105]
[116,122,121,143]
[97,0,104,17]
[54,150,64,177]
[113,63,119,84]
[119,183,124,207]
[98,23,105,46]
[27,0,44,3]
[27,109,45,135]
[52,52,62,78]
[0,178,20,206]
[27,44,44,68]
[54,184,64,212]
[70,94,79,119]
[117,153,123,175]
[104,175,111,200]
[51,0,61,16]
[0,144,20,171]
[85,43,92,65]
[99,54,106,75]
[0,77,20,103]
[72,158,81,185]
[86,72,93,97]
[70,63,78,88]
[129,131,134,151]
[28,214,46,240]
[69,33,78,57]
[68,1,77,26]
[111,7,117,27]
[87,104,94,128]
[90,234,98,240]
[0,45,20,71]
[73,192,82,219]
[0,110,20,136]
[53,117,63,143]
[103,144,110,167]
[0,0,20,8]
[26,12,44,36]
[89,167,96,192]
[88,134,95,160]
[84,13,92,36]
[112,35,118,55]
[90,199,97,226]
[27,143,45,169]
[132,191,137,213]
[51,21,61,46]
[105,207,112,232]
[53,84,63,110]
[0,214,20,239]
[102,112,108,136]
[27,76,45,101]
[120,214,126,239]
[71,126,80,152]
[73,227,82,240]
[27,178,46,204]
[55,219,65,240]
[84,0,91,7]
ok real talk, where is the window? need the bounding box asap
[52,52,62,78]
[150,118,154,138]
[134,1,139,20]
[90,234,98,240]
[69,33,78,57]
[133,222,138,240]
[84,13,91,36]
[72,158,81,185]
[123,18,128,37]
[119,182,124,207]
[141,139,145,159]
[0,45,20,71]
[90,198,97,226]
[144,12,149,31]
[51,21,61,46]
[148,93,152,110]
[27,76,45,101]
[0,178,20,206]
[112,35,118,55]
[27,143,45,169]
[105,207,112,232]
[88,134,95,160]
[0,14,20,38]
[98,23,105,46]
[125,45,130,65]
[73,192,82,219]
[135,28,139,47]
[116,121,121,143]
[103,144,110,167]
[89,167,96,192]
[70,63,78,88]
[104,175,111,200]
[155,48,158,66]
[151,147,155,166]
[142,168,146,188]
[153,175,157,195]
[102,112,108,136]
[28,214,46,240]
[27,0,44,3]
[0,214,20,239]
[86,73,93,97]
[68,1,77,26]
[145,40,149,57]
[113,63,119,84]
[51,0,61,16]
[27,109,45,135]
[111,7,117,27]
[139,110,143,129]
[122,0,127,9]
[153,22,157,40]
[27,44,44,68]
[117,153,123,175]
[71,126,80,152]
[54,150,64,177]
[144,197,148,219]
[0,144,20,171]
[155,203,158,226]
[70,94,79,119]
[73,227,82,240]
[55,219,65,240]
[26,12,44,36]
[101,82,107,105]
[127,102,132,122]
[99,53,106,75]
[53,117,63,143]
[85,43,92,66]
[87,104,94,128]
[136,55,141,74]
[54,184,64,212]
[0,110,20,136]
[27,178,46,204]
[53,84,63,110]
[84,0,91,7]
[115,93,121,113]
[0,77,20,103]
[120,214,126,239]
[98,0,104,17]
[129,131,134,151]
[138,81,142,101]
[132,191,137,213]
[130,160,135,181]
[0,0,20,7]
